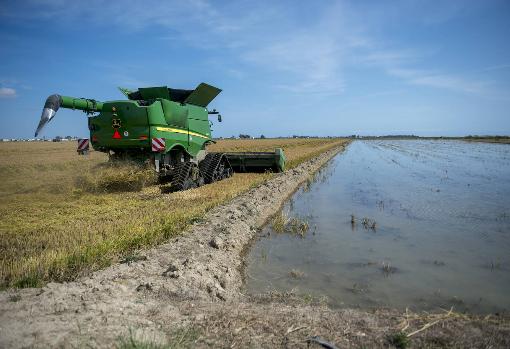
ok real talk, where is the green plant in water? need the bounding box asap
[489,258,501,270]
[287,217,310,236]
[271,211,310,237]
[361,217,377,231]
[260,249,268,262]
[289,269,306,279]
[381,261,397,276]
[350,214,356,230]
[271,211,288,233]
[301,293,313,304]
[347,282,369,294]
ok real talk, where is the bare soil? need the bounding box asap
[1,144,509,348]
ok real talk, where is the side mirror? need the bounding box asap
[218,114,222,122]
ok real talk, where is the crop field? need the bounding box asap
[0,138,348,288]
[462,136,510,144]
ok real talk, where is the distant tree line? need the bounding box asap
[464,135,510,139]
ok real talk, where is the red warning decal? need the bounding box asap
[113,129,122,139]
[77,138,89,151]
[152,137,165,152]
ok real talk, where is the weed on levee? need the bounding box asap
[0,138,348,288]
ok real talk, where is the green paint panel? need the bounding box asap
[89,100,149,150]
[161,99,188,129]
[184,83,222,107]
[87,97,212,155]
[146,100,166,126]
[139,87,170,100]
[60,95,103,112]
[187,104,211,141]
[150,126,189,152]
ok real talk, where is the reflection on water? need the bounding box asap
[245,140,510,313]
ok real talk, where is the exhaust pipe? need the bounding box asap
[35,94,62,137]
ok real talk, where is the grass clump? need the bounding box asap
[9,294,21,302]
[117,327,200,349]
[361,217,377,231]
[117,337,165,349]
[350,215,377,231]
[487,258,502,271]
[271,211,288,233]
[287,217,310,235]
[346,282,369,294]
[289,269,306,279]
[271,211,310,237]
[76,161,157,193]
[12,274,42,288]
[381,261,398,276]
[388,332,410,349]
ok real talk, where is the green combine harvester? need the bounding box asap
[35,83,285,191]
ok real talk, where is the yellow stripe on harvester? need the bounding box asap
[155,127,210,139]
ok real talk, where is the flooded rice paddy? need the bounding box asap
[245,140,510,313]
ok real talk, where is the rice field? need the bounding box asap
[0,138,347,288]
[246,140,510,313]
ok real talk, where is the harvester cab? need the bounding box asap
[35,83,286,191]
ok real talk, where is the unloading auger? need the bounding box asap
[35,83,285,191]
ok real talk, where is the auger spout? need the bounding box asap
[35,95,103,137]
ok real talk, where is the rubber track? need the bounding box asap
[198,153,214,181]
[200,153,220,184]
[171,161,193,191]
[201,153,231,184]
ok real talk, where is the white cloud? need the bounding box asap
[358,50,419,67]
[179,1,356,95]
[242,32,345,95]
[387,68,489,95]
[3,0,501,98]
[411,75,487,94]
[3,1,356,95]
[479,64,510,73]
[0,87,16,98]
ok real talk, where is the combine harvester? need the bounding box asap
[35,83,285,191]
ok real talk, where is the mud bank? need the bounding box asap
[1,143,509,348]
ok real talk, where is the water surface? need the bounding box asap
[245,140,510,313]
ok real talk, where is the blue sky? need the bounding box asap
[0,0,509,138]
